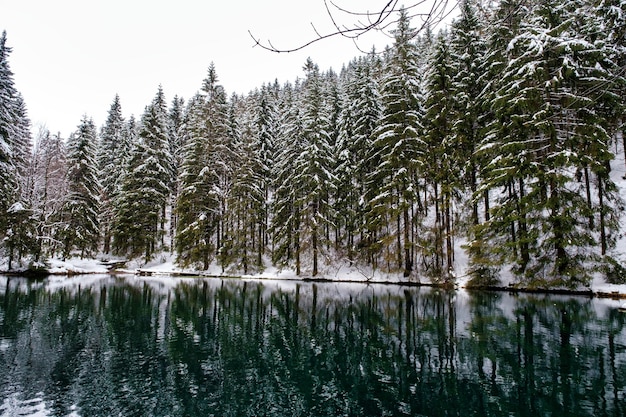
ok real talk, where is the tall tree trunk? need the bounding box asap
[484,189,490,222]
[584,166,594,230]
[433,181,442,271]
[598,175,607,255]
[549,181,567,275]
[445,191,453,275]
[403,207,412,277]
[396,211,402,271]
[517,178,530,270]
[470,163,479,225]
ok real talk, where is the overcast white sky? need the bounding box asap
[0,0,417,136]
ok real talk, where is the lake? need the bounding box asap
[1,275,625,416]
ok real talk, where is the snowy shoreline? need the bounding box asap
[3,255,626,301]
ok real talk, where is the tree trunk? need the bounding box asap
[403,207,412,277]
[584,166,594,230]
[445,191,453,275]
[598,175,607,255]
[483,189,490,222]
[517,178,530,270]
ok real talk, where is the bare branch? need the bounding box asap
[249,0,457,53]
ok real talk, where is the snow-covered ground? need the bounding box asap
[2,251,626,299]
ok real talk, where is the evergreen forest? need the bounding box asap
[1,0,626,289]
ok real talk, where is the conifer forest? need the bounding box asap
[1,0,626,289]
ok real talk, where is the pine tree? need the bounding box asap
[253,84,278,262]
[271,81,304,272]
[422,31,458,280]
[450,0,488,224]
[58,116,101,259]
[112,91,170,261]
[596,0,626,168]
[168,95,185,238]
[2,92,34,269]
[98,95,125,254]
[11,93,32,199]
[0,30,19,239]
[336,54,383,263]
[174,94,217,269]
[367,9,424,276]
[146,86,174,247]
[296,59,336,276]
[175,64,232,269]
[474,0,620,287]
[225,95,265,273]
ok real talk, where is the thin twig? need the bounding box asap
[249,0,457,53]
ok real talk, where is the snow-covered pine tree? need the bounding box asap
[225,94,265,273]
[422,31,458,281]
[168,95,185,237]
[336,53,383,264]
[475,0,620,287]
[12,93,32,199]
[296,59,337,276]
[97,94,125,254]
[253,84,278,260]
[324,69,343,251]
[367,9,424,277]
[2,91,34,269]
[174,94,217,269]
[270,81,304,272]
[466,0,528,284]
[596,0,626,150]
[58,116,101,259]
[175,64,232,269]
[113,107,170,262]
[149,86,174,246]
[569,0,624,261]
[445,0,493,284]
[450,0,488,225]
[0,30,19,240]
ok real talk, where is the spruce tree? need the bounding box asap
[175,64,231,269]
[12,93,32,199]
[296,59,336,276]
[336,54,382,263]
[98,94,125,254]
[253,84,278,261]
[174,94,217,269]
[271,81,304,272]
[58,116,101,259]
[367,9,423,276]
[475,0,620,287]
[423,31,458,280]
[147,86,174,247]
[168,95,185,237]
[112,92,170,261]
[225,95,265,273]
[0,30,19,239]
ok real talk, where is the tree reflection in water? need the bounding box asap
[0,276,625,416]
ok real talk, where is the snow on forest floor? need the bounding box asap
[3,252,626,301]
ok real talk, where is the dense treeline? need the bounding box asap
[0,0,625,288]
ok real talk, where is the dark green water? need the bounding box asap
[1,275,625,416]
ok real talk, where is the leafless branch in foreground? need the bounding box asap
[248,0,459,53]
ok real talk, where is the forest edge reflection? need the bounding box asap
[1,275,625,417]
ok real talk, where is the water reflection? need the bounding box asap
[1,275,625,416]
